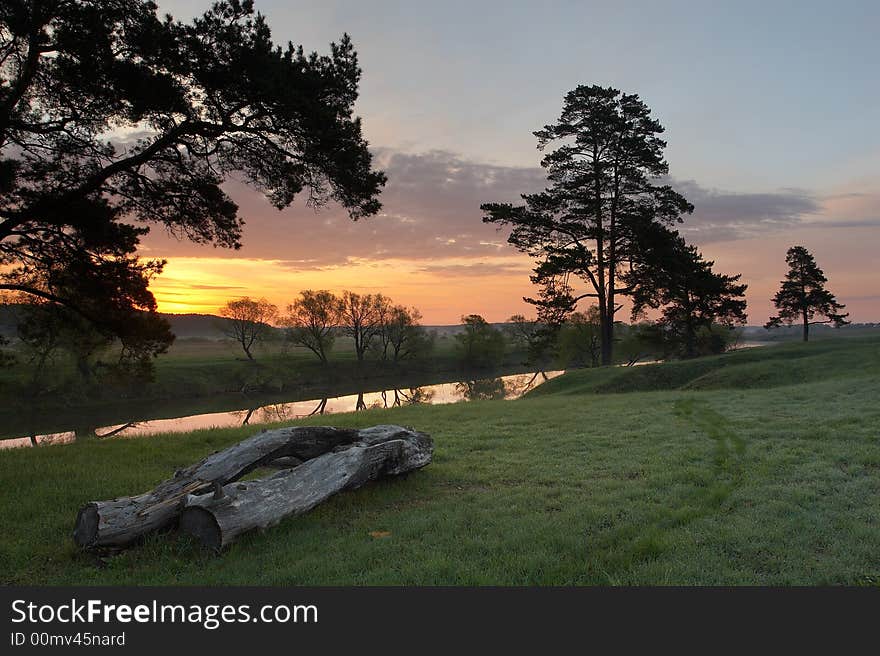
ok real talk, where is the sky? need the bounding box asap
[144,0,880,323]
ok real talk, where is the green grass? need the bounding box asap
[1,336,878,585]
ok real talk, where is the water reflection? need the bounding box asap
[1,370,563,449]
[455,378,507,401]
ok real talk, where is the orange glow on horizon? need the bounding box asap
[149,255,538,324]
[148,223,880,325]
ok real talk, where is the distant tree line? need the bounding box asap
[217,291,434,366]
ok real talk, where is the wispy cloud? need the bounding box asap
[141,148,876,263]
[672,180,821,242]
[416,262,529,277]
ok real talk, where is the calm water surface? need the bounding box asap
[1,371,564,449]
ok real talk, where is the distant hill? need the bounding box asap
[0,306,239,341]
[158,313,237,340]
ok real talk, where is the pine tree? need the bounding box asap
[765,246,849,341]
[481,85,692,365]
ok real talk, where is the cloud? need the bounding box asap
[142,148,545,267]
[140,147,875,262]
[807,191,880,229]
[186,284,249,290]
[416,262,530,277]
[673,180,822,242]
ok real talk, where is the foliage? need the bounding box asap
[16,300,172,393]
[218,296,278,360]
[482,84,693,365]
[281,290,340,364]
[338,291,388,362]
[505,314,556,368]
[615,321,666,366]
[374,305,433,363]
[555,306,603,368]
[765,246,849,341]
[454,314,506,369]
[0,0,385,349]
[628,230,747,358]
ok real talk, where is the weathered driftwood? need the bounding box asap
[73,425,427,550]
[180,425,433,550]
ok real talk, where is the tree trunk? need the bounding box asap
[685,323,696,358]
[180,425,432,550]
[600,315,614,366]
[803,309,809,342]
[74,425,375,549]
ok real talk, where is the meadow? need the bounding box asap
[0,336,878,585]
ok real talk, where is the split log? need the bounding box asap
[180,425,433,550]
[73,425,402,549]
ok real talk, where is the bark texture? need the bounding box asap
[73,425,430,550]
[180,425,433,550]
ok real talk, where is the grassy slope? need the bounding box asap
[1,337,878,585]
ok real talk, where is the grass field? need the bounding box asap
[1,336,878,585]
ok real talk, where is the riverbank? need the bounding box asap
[1,335,878,585]
[0,338,540,437]
[0,370,564,447]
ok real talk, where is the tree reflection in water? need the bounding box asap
[233,404,302,425]
[377,388,435,408]
[308,398,328,416]
[503,371,549,397]
[455,378,508,401]
[4,373,563,449]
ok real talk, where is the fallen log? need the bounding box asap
[180,425,433,550]
[73,425,427,550]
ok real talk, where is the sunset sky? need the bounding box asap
[144,0,880,324]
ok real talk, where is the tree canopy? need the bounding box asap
[482,85,693,365]
[628,229,747,358]
[281,289,341,364]
[218,296,277,360]
[765,246,849,341]
[455,314,506,369]
[0,0,385,353]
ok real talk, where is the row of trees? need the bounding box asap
[481,84,852,357]
[218,291,433,364]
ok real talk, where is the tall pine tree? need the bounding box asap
[765,246,849,341]
[481,85,692,365]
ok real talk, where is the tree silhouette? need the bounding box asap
[505,314,556,368]
[218,297,277,360]
[557,306,603,367]
[629,229,747,358]
[339,291,387,362]
[0,0,385,347]
[765,246,849,341]
[454,314,506,369]
[482,85,692,366]
[374,305,432,363]
[282,290,341,364]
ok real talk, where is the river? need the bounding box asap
[0,370,564,449]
